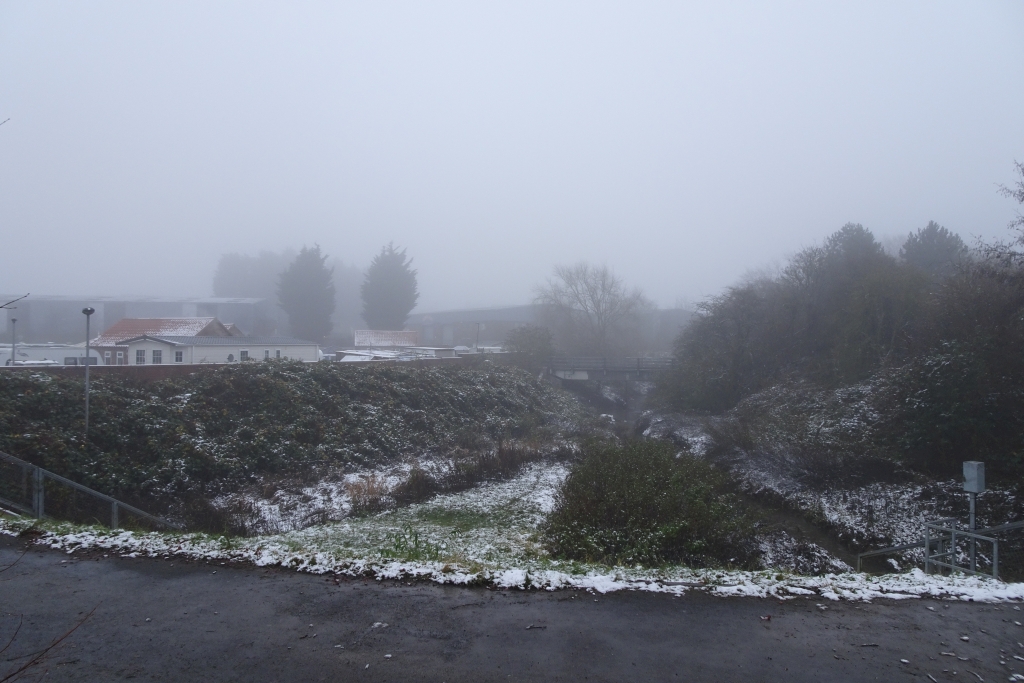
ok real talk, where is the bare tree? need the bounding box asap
[536,263,652,356]
[998,160,1024,233]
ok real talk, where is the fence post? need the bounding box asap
[992,539,999,581]
[969,491,977,572]
[111,501,119,529]
[32,467,44,519]
[924,525,931,574]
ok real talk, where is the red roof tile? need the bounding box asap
[93,318,230,346]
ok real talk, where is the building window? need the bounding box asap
[175,350,183,363]
[104,351,111,365]
[240,350,249,361]
[275,349,281,359]
[116,351,124,365]
[264,349,270,360]
[136,350,146,365]
[152,350,162,364]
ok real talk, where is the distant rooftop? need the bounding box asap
[123,335,317,346]
[93,318,230,345]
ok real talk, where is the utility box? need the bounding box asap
[963,461,985,493]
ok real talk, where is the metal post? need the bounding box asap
[949,528,956,572]
[924,525,931,574]
[993,539,999,581]
[111,501,119,529]
[9,317,15,366]
[969,491,977,572]
[32,467,43,519]
[82,307,94,437]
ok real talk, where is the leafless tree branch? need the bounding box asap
[0,294,29,310]
[0,605,97,683]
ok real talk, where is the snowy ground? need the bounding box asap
[3,461,1023,603]
[642,410,1024,574]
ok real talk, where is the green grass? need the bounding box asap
[542,440,760,569]
[412,507,492,532]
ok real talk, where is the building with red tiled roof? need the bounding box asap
[91,318,233,365]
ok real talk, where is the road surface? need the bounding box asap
[1,533,1022,682]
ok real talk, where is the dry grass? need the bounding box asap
[347,474,392,516]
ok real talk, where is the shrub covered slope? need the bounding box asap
[0,362,581,501]
[660,209,1024,481]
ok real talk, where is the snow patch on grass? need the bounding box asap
[3,462,1022,603]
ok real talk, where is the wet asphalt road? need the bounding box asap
[2,534,1023,682]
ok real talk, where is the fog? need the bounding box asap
[2,1,1023,311]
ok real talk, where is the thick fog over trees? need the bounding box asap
[276,245,335,343]
[661,164,1024,478]
[537,263,653,356]
[1,3,1023,311]
[361,244,419,331]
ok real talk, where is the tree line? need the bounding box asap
[660,163,1024,478]
[213,243,419,343]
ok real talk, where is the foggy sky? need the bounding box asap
[2,2,1023,312]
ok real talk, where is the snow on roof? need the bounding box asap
[121,335,318,346]
[92,318,226,345]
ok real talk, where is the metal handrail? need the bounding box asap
[855,541,925,572]
[977,519,1024,534]
[856,515,1017,580]
[925,518,999,579]
[0,450,182,530]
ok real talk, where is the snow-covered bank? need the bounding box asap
[642,410,1024,567]
[4,462,1022,604]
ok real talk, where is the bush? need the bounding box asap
[542,440,759,568]
[0,362,583,502]
[659,223,930,412]
[706,380,904,488]
[503,324,554,371]
[658,214,1024,483]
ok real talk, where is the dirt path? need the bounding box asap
[2,534,1022,682]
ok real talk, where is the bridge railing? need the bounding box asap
[0,450,182,531]
[548,356,673,374]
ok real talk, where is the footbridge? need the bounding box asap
[548,356,672,382]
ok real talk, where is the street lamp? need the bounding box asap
[9,318,15,367]
[83,307,95,437]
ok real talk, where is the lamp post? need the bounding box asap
[82,307,95,437]
[9,318,15,367]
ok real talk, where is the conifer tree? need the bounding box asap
[361,243,419,330]
[277,245,335,342]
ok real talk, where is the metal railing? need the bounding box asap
[856,517,1024,580]
[924,517,999,579]
[856,540,925,572]
[0,450,181,530]
[548,356,673,374]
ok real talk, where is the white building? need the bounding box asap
[120,336,320,365]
